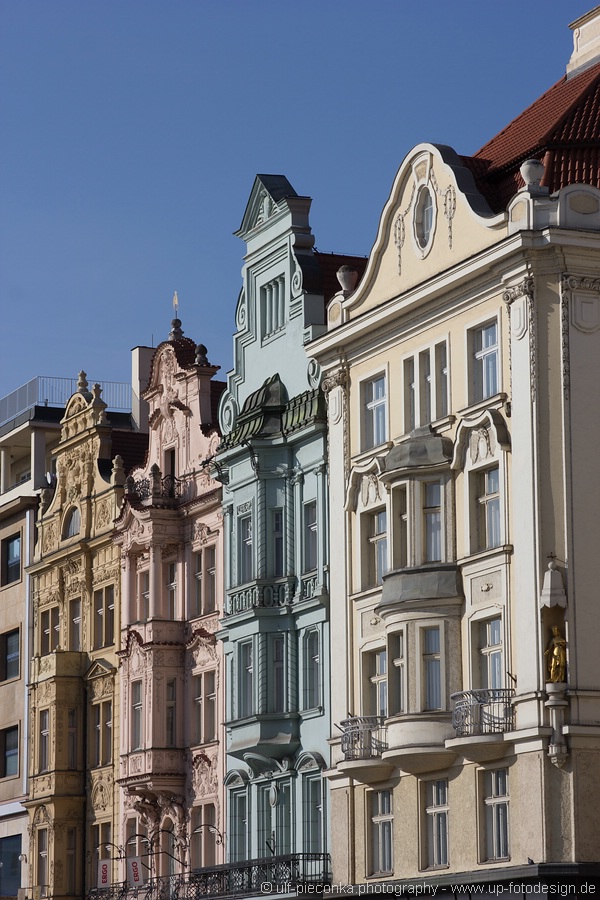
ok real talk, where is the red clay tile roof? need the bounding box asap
[463,59,600,211]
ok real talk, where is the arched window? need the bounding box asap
[63,507,81,539]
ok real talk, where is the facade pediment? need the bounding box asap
[235,174,299,239]
[333,143,507,324]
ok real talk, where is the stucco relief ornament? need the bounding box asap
[306,358,321,390]
[96,499,111,529]
[430,170,456,248]
[42,523,57,554]
[219,393,238,436]
[361,473,381,506]
[469,427,493,464]
[394,181,416,275]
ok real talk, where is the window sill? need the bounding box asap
[457,544,513,565]
[366,872,394,880]
[457,392,508,419]
[353,441,393,466]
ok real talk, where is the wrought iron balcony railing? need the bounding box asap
[451,688,515,737]
[340,715,388,760]
[88,854,331,900]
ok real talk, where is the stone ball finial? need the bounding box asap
[169,318,184,341]
[195,343,209,366]
[77,371,89,392]
[520,158,545,188]
[336,265,359,293]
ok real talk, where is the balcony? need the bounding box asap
[89,854,331,900]
[448,689,515,762]
[337,716,392,783]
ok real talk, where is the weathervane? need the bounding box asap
[173,291,179,316]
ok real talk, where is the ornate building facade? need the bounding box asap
[213,176,365,881]
[114,321,226,886]
[25,372,148,900]
[309,9,600,891]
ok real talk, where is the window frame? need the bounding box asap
[388,630,406,717]
[363,647,388,719]
[165,679,177,748]
[423,778,449,869]
[0,628,20,681]
[40,606,60,656]
[362,373,388,451]
[193,669,217,745]
[368,788,393,876]
[131,681,143,750]
[303,501,318,574]
[93,584,115,649]
[481,768,510,862]
[192,546,217,618]
[238,515,253,585]
[90,699,113,767]
[1,534,21,586]
[303,629,321,711]
[417,622,446,713]
[0,724,18,778]
[402,339,450,434]
[39,709,50,773]
[470,318,499,404]
[238,640,254,719]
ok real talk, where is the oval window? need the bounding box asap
[415,186,435,250]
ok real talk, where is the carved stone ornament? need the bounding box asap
[360,473,381,506]
[96,499,111,529]
[393,181,416,276]
[469,427,494,464]
[502,276,534,306]
[321,368,347,395]
[194,522,211,545]
[42,524,57,554]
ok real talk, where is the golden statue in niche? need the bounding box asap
[545,625,567,683]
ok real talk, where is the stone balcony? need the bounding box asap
[226,573,325,616]
[446,688,516,761]
[31,649,85,681]
[119,747,187,794]
[337,716,393,783]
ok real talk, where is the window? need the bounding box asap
[66,827,76,894]
[304,502,317,573]
[423,482,442,562]
[366,649,387,718]
[422,627,442,711]
[404,341,449,432]
[257,783,271,857]
[303,630,320,710]
[392,486,409,569]
[389,632,405,716]
[138,570,150,621]
[369,790,393,875]
[239,516,253,584]
[368,509,388,587]
[39,710,49,773]
[483,769,509,861]
[94,585,115,648]
[125,819,147,860]
[257,781,292,857]
[272,636,285,713]
[479,618,503,690]
[166,679,176,747]
[131,682,143,750]
[191,804,216,869]
[193,671,217,745]
[472,320,498,402]
[425,779,449,868]
[476,466,501,550]
[1,535,20,585]
[0,725,18,777]
[230,791,248,862]
[69,599,81,651]
[276,781,292,855]
[262,276,285,337]
[63,507,81,539]
[272,509,284,577]
[192,547,216,617]
[68,709,77,770]
[363,375,387,449]
[165,563,177,619]
[92,823,111,887]
[38,828,48,897]
[41,606,60,655]
[91,701,112,766]
[238,641,253,718]
[0,629,19,681]
[303,776,323,853]
[415,185,434,250]
[0,834,21,898]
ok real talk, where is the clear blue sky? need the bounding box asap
[0,1,593,398]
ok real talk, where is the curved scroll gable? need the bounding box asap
[451,408,511,471]
[339,143,506,321]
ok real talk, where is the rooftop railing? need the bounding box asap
[451,688,515,737]
[0,375,131,427]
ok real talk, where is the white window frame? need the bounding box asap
[423,779,449,869]
[165,561,177,619]
[270,634,286,714]
[239,515,253,585]
[39,709,49,773]
[478,617,503,691]
[41,606,60,655]
[94,584,115,649]
[422,481,442,563]
[481,768,510,862]
[303,629,321,711]
[191,803,217,869]
[369,508,388,587]
[362,373,388,450]
[91,699,112,767]
[69,598,82,652]
[363,647,388,718]
[470,318,500,404]
[165,678,177,747]
[193,670,217,745]
[303,501,318,573]
[475,466,501,551]
[272,508,284,578]
[416,622,446,713]
[238,640,254,718]
[229,789,248,862]
[192,546,216,617]
[403,338,450,434]
[131,681,143,750]
[389,630,405,717]
[368,788,393,875]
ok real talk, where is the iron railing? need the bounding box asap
[451,688,515,737]
[0,375,130,426]
[87,854,331,900]
[340,716,388,760]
